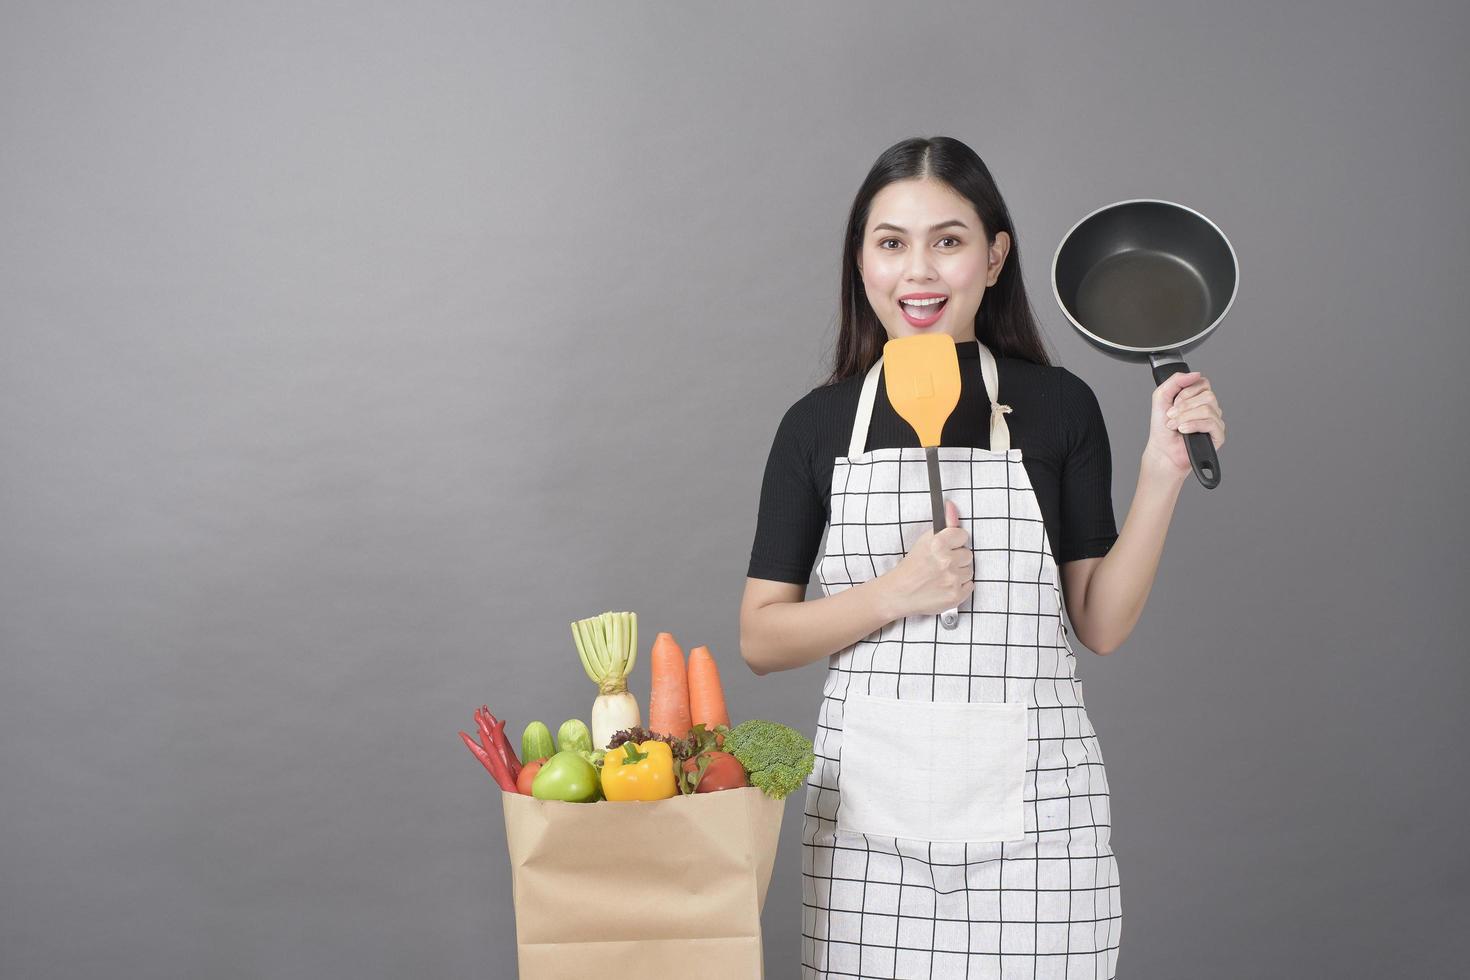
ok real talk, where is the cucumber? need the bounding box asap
[520,721,556,763]
[557,718,593,755]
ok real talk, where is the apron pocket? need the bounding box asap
[836,691,1027,844]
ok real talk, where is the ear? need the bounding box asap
[987,231,1012,285]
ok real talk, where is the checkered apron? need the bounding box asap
[800,341,1122,979]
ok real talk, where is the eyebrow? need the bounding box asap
[871,219,970,234]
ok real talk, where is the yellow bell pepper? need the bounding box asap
[600,740,677,801]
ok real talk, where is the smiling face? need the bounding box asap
[857,178,1010,343]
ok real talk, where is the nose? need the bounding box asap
[904,246,938,281]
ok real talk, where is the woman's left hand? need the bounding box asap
[1142,370,1226,479]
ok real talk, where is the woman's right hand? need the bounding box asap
[877,498,974,621]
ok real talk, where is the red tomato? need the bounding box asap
[517,757,549,796]
[681,751,748,793]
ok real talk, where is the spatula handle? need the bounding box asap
[926,449,961,630]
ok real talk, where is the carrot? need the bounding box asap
[648,631,692,739]
[687,645,731,730]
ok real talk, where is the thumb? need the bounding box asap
[1157,370,1200,403]
[945,497,961,528]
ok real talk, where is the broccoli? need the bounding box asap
[724,719,815,801]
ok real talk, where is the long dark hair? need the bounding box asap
[824,136,1054,385]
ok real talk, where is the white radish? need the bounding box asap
[572,611,642,751]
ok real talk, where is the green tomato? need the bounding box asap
[530,750,600,803]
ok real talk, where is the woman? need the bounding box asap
[740,137,1225,979]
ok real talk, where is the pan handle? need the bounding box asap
[1150,358,1221,489]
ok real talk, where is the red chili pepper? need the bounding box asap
[487,707,523,780]
[474,708,499,771]
[491,718,522,780]
[459,729,516,792]
[479,706,522,781]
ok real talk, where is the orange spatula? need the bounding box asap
[883,333,964,630]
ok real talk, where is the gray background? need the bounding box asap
[2,1,1466,977]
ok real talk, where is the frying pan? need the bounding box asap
[883,334,964,630]
[1051,198,1237,489]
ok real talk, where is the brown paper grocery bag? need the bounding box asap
[501,786,785,979]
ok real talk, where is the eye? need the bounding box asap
[876,236,961,250]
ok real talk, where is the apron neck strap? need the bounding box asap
[847,340,1013,457]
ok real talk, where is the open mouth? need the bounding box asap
[899,297,947,326]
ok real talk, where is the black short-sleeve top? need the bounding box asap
[747,339,1119,585]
